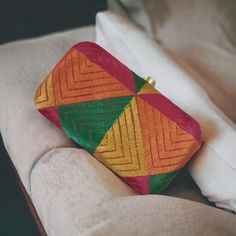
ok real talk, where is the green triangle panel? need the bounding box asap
[58,96,133,153]
[133,72,146,93]
[149,170,179,194]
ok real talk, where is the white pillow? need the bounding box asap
[96,11,236,212]
[0,26,95,192]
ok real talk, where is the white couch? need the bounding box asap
[0,10,236,236]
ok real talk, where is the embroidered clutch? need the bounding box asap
[35,42,202,194]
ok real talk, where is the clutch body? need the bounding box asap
[35,42,202,194]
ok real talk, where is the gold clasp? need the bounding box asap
[144,76,156,87]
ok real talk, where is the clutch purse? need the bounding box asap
[35,42,202,194]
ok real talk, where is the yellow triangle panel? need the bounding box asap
[35,74,55,109]
[94,96,148,177]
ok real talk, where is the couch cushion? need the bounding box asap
[30,148,135,236]
[81,196,236,236]
[31,148,236,236]
[0,26,94,192]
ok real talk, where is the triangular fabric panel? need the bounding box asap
[133,72,146,93]
[138,83,159,95]
[74,42,136,93]
[39,106,62,129]
[52,49,134,106]
[149,171,179,194]
[58,96,133,153]
[139,93,202,143]
[122,176,150,194]
[137,96,200,174]
[35,74,55,109]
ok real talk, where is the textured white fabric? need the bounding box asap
[96,11,236,211]
[31,148,136,236]
[31,148,236,236]
[0,26,95,192]
[83,196,236,236]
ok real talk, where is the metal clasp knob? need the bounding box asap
[144,76,156,87]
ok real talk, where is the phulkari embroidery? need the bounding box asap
[35,42,202,194]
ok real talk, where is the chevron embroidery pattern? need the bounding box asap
[35,42,202,194]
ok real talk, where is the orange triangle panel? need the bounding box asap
[52,49,134,106]
[137,96,199,174]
